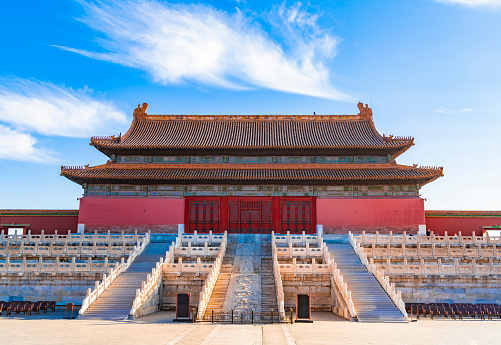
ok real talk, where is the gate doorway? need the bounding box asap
[185,196,316,234]
[229,198,272,233]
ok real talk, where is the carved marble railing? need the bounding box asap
[0,242,136,257]
[277,259,332,275]
[275,243,324,257]
[271,234,286,320]
[321,245,357,320]
[376,258,501,275]
[174,242,220,257]
[273,231,320,246]
[349,232,408,319]
[79,232,150,316]
[361,242,501,259]
[353,231,501,245]
[181,231,225,244]
[0,257,119,274]
[130,259,164,319]
[196,232,227,320]
[163,257,215,274]
[0,229,146,244]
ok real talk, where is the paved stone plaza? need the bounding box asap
[2,311,500,344]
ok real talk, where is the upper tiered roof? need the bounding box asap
[90,103,414,157]
[61,102,443,188]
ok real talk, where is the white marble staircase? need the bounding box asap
[327,242,407,323]
[79,243,169,320]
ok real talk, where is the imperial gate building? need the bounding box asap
[62,102,443,234]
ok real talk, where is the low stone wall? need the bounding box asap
[161,272,207,310]
[391,275,501,304]
[0,273,101,304]
[281,273,332,311]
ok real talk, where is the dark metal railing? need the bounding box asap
[194,308,294,324]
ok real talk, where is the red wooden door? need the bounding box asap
[227,198,272,233]
[281,199,313,234]
[188,198,220,232]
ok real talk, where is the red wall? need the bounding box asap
[0,215,78,234]
[317,197,425,234]
[425,217,501,236]
[78,196,184,233]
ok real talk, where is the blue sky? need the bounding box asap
[0,0,500,210]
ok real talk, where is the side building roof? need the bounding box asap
[90,103,415,157]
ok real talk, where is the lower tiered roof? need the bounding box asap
[61,163,443,185]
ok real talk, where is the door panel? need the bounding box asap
[187,199,220,232]
[281,199,312,234]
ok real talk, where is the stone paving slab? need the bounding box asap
[2,311,501,345]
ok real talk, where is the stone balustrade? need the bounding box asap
[196,232,227,320]
[0,229,146,245]
[0,242,136,257]
[361,242,501,259]
[320,246,357,320]
[180,231,225,244]
[376,257,501,276]
[0,256,120,274]
[275,242,324,257]
[79,232,150,315]
[271,233,286,320]
[277,258,331,275]
[163,257,214,274]
[174,242,220,257]
[349,232,408,319]
[130,259,164,319]
[274,231,322,246]
[353,231,500,246]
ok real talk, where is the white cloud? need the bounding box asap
[0,78,127,137]
[434,0,501,7]
[431,106,474,114]
[0,125,55,163]
[57,0,349,100]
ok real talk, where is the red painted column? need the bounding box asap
[272,196,281,233]
[220,196,229,233]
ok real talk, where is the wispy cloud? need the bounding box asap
[434,0,501,7]
[57,0,349,100]
[431,106,474,114]
[0,125,55,163]
[0,78,127,138]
